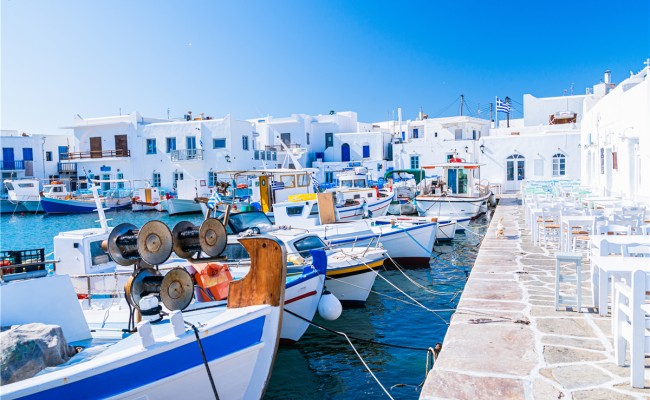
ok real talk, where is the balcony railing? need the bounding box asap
[1,160,25,170]
[65,150,130,160]
[171,149,204,161]
[58,162,78,173]
[264,143,300,152]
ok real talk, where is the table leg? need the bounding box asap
[599,268,608,316]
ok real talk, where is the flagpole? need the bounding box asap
[494,96,499,129]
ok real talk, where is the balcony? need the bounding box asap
[1,160,25,171]
[65,150,131,160]
[264,143,301,152]
[171,149,204,161]
[58,162,78,173]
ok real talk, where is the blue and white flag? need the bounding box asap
[83,168,95,187]
[496,98,511,113]
[270,181,285,191]
[207,190,222,209]
[311,174,320,192]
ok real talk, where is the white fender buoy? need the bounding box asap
[318,290,342,321]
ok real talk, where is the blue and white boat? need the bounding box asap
[0,236,287,400]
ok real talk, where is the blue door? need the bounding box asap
[341,143,350,162]
[3,148,14,170]
[58,146,69,160]
[447,169,457,194]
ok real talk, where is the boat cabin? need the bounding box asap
[41,182,71,198]
[54,228,113,276]
[4,179,40,201]
[420,162,482,197]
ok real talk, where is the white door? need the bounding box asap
[505,154,525,192]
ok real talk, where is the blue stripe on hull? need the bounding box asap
[40,198,99,214]
[19,316,265,399]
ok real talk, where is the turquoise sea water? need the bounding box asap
[0,210,488,399]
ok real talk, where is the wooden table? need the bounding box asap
[589,256,650,316]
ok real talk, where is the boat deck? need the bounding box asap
[420,195,650,399]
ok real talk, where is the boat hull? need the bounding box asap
[0,199,27,214]
[325,258,384,305]
[415,192,491,219]
[166,198,202,215]
[40,197,103,214]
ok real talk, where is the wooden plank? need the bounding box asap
[114,135,128,156]
[227,236,286,308]
[317,192,337,224]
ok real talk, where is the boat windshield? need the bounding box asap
[292,235,328,258]
[226,211,273,234]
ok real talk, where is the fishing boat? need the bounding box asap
[40,182,103,214]
[415,161,491,219]
[0,235,287,399]
[323,167,394,220]
[166,178,212,215]
[131,186,165,211]
[3,179,41,213]
[270,202,437,265]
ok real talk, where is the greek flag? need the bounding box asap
[496,98,511,113]
[83,169,94,187]
[270,181,285,191]
[207,190,221,209]
[311,175,320,192]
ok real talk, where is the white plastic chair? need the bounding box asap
[613,269,650,388]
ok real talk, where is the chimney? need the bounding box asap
[604,70,611,84]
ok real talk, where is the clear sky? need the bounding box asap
[2,0,649,135]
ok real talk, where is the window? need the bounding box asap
[117,173,124,189]
[254,150,260,160]
[472,130,477,140]
[413,128,419,139]
[152,173,161,187]
[242,136,249,151]
[279,174,296,188]
[173,172,184,188]
[552,153,566,176]
[166,137,176,153]
[90,240,110,266]
[306,132,310,145]
[325,171,334,183]
[293,235,327,258]
[22,148,33,161]
[454,129,462,140]
[208,171,218,186]
[45,152,52,161]
[186,136,196,150]
[213,138,226,149]
[326,132,333,149]
[362,145,370,158]
[146,139,156,154]
[280,133,291,147]
[297,174,309,187]
[410,155,420,169]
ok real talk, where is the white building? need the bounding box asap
[142,115,255,190]
[478,93,584,192]
[0,130,73,184]
[60,113,167,189]
[580,63,649,204]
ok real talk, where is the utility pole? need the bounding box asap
[490,103,493,126]
[505,96,511,128]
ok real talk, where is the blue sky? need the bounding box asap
[2,1,648,135]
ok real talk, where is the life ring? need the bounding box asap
[449,157,462,163]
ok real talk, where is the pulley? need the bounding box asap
[172,218,227,260]
[160,268,194,311]
[124,268,163,309]
[137,220,173,266]
[107,223,140,266]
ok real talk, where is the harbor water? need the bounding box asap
[0,210,489,399]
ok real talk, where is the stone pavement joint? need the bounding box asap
[420,195,650,400]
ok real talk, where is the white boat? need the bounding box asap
[323,167,394,220]
[167,179,215,215]
[131,186,165,211]
[383,169,422,216]
[230,209,436,266]
[3,179,41,213]
[0,235,286,399]
[415,161,491,219]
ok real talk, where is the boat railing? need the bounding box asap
[0,248,56,283]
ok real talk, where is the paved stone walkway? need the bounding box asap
[420,195,650,400]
